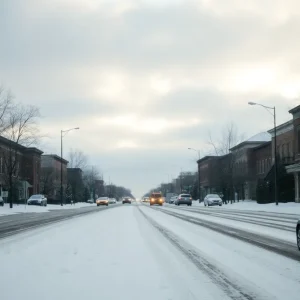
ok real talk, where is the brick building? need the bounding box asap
[40,154,68,202]
[285,105,300,202]
[198,133,271,200]
[0,136,43,201]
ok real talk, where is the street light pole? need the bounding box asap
[248,102,278,205]
[188,148,201,201]
[60,127,79,206]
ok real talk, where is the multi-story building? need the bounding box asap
[0,135,43,202]
[40,154,68,202]
[285,105,300,202]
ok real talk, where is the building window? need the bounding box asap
[297,126,300,153]
[265,159,268,172]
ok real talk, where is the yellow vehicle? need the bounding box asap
[150,192,164,206]
[96,197,109,206]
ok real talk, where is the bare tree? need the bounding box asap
[208,122,245,155]
[207,122,245,203]
[0,104,41,208]
[68,148,88,169]
[82,166,101,200]
[40,167,56,197]
[0,86,13,134]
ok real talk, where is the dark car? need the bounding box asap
[150,192,163,206]
[122,197,131,204]
[297,220,300,251]
[0,196,4,206]
[175,194,192,206]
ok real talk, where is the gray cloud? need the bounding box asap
[0,0,299,196]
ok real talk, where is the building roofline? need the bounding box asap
[25,147,44,155]
[230,141,266,151]
[67,167,83,172]
[252,141,271,151]
[42,154,69,164]
[197,155,218,164]
[289,105,300,115]
[268,119,293,134]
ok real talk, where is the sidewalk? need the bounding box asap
[194,200,300,214]
[0,203,95,216]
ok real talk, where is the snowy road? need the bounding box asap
[0,203,299,300]
[0,204,118,239]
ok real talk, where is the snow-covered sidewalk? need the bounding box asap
[193,200,300,214]
[0,202,96,216]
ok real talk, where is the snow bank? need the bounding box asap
[193,200,300,214]
[0,202,96,216]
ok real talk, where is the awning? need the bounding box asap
[286,164,300,174]
[17,181,33,188]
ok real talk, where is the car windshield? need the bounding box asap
[181,194,190,197]
[151,194,161,198]
[99,198,108,200]
[209,194,220,198]
[30,195,41,199]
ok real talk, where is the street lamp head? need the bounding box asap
[248,102,257,106]
[75,127,80,130]
[188,148,191,150]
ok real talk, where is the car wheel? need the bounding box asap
[97,204,100,206]
[219,204,222,206]
[297,226,300,251]
[190,203,192,206]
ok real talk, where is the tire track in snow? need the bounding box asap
[138,206,265,300]
[163,206,295,232]
[149,206,300,262]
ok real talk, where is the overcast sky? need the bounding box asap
[1,0,300,197]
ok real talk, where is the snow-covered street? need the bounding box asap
[0,203,299,300]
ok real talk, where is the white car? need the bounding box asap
[169,195,178,204]
[27,194,47,206]
[108,198,117,204]
[204,194,222,207]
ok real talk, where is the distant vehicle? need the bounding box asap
[0,196,4,206]
[87,199,94,204]
[123,197,131,204]
[96,197,109,206]
[296,220,300,251]
[204,194,222,207]
[175,194,192,206]
[169,195,178,204]
[150,192,163,206]
[27,194,47,206]
[142,197,149,202]
[109,198,117,204]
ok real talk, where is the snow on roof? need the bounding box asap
[246,132,271,142]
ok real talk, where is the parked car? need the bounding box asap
[149,192,164,206]
[96,197,109,206]
[169,195,178,204]
[175,194,192,206]
[0,196,4,206]
[27,194,47,206]
[122,197,131,204]
[296,220,300,251]
[87,199,94,204]
[109,198,117,204]
[204,194,222,206]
